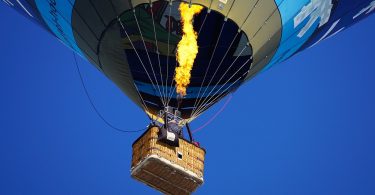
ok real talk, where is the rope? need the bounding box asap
[190,0,236,117]
[133,8,166,106]
[164,2,185,105]
[197,0,212,37]
[191,73,242,119]
[191,57,250,118]
[72,53,146,133]
[191,0,285,117]
[166,61,177,105]
[191,72,244,119]
[238,0,261,30]
[192,93,233,133]
[107,0,163,115]
[192,56,250,117]
[190,32,240,117]
[191,46,249,117]
[149,1,166,104]
[189,20,227,117]
[191,81,236,119]
[190,0,259,117]
[165,1,173,106]
[117,17,162,109]
[112,0,287,123]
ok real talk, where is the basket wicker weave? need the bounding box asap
[131,126,205,195]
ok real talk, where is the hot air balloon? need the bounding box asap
[3,0,374,194]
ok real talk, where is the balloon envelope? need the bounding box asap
[3,0,374,120]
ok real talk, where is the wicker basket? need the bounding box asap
[131,126,206,195]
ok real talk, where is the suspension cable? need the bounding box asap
[190,20,227,116]
[166,62,178,106]
[189,0,259,117]
[192,84,234,119]
[72,53,146,133]
[197,0,213,36]
[109,0,286,123]
[132,8,166,106]
[149,1,166,104]
[117,17,162,107]
[191,72,243,119]
[191,69,246,118]
[192,52,250,117]
[164,0,173,107]
[108,0,164,114]
[191,0,285,117]
[192,45,248,116]
[192,57,251,118]
[240,0,261,29]
[192,93,233,133]
[189,32,240,117]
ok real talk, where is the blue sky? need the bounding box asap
[1,4,375,195]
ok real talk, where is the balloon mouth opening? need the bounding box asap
[101,0,253,120]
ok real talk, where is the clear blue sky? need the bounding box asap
[1,5,375,195]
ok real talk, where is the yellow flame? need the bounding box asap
[174,3,203,97]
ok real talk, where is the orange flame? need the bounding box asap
[174,3,203,97]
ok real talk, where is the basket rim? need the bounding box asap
[132,125,206,154]
[131,154,205,182]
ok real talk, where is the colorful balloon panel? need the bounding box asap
[3,0,374,120]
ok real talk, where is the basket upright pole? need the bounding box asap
[186,123,194,142]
